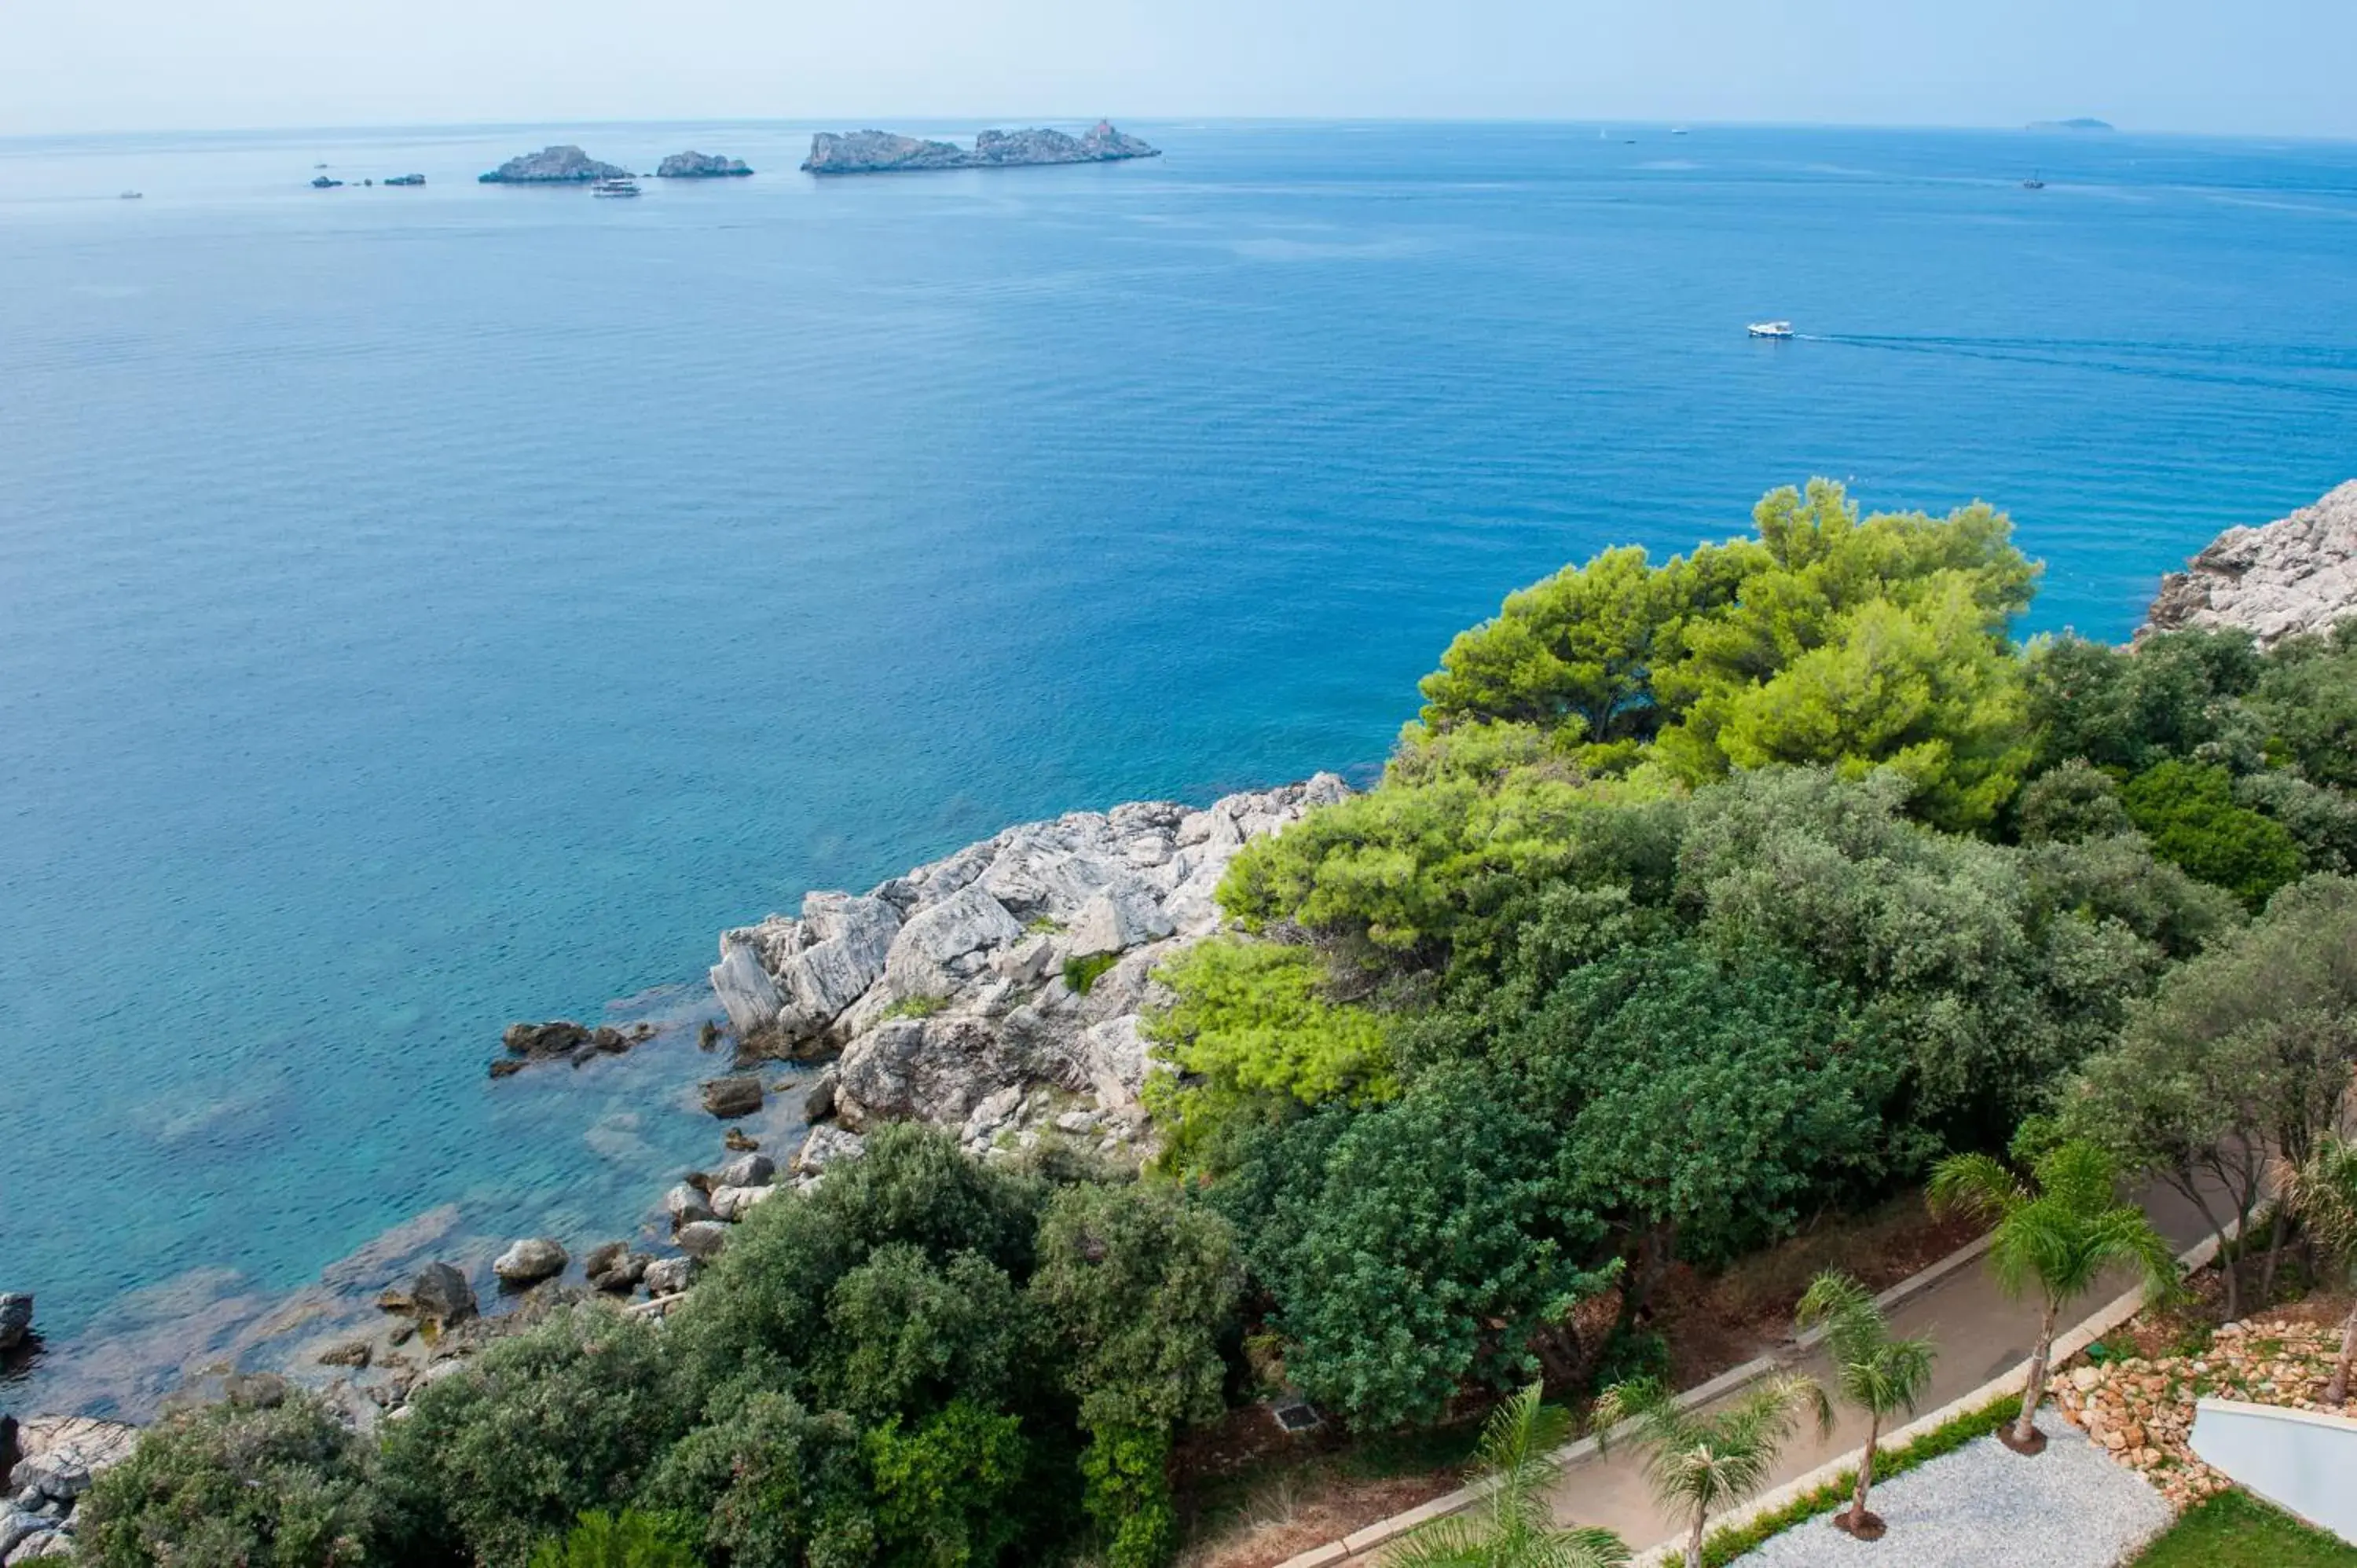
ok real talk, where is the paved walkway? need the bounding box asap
[1537,1186,2217,1552]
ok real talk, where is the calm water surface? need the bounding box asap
[3,120,2354,1413]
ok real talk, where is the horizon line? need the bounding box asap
[5,112,2352,147]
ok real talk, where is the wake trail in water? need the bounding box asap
[1794,332,2357,404]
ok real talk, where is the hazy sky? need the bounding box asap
[7,0,2355,137]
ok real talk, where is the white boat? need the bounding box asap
[1747,320,1795,339]
[592,178,641,199]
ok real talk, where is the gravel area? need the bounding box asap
[1732,1415,2175,1567]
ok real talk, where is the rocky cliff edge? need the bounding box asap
[2143,480,2357,648]
[709,775,1348,1162]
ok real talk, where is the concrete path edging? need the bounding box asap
[1627,1223,2238,1566]
[1272,1228,2000,1568]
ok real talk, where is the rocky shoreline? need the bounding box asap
[2139,479,2357,648]
[19,478,2357,1464]
[801,120,1159,175]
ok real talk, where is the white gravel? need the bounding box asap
[1732,1415,2175,1568]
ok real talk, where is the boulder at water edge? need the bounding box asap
[493,1237,568,1285]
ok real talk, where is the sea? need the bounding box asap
[3,119,2354,1416]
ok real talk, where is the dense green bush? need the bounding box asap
[2122,760,2305,907]
[525,1511,698,1568]
[635,1389,871,1568]
[378,1306,681,1566]
[1211,1066,1617,1427]
[862,1401,1028,1567]
[665,1122,1047,1409]
[77,1392,383,1568]
[1076,1425,1179,1568]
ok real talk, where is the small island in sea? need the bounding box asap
[800,120,1159,175]
[478,145,631,184]
[2027,116,2116,131]
[657,151,753,178]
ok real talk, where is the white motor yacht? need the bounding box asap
[1747,320,1795,339]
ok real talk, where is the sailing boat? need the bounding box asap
[2022,170,2047,189]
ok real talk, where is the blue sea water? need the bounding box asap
[3,119,2354,1415]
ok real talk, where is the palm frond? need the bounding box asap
[1927,1152,2025,1225]
[2281,1135,2357,1267]
[1391,1382,1631,1568]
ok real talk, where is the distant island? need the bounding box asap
[2027,117,2115,131]
[658,151,753,178]
[801,120,1159,175]
[478,145,631,185]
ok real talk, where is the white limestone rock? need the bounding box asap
[795,1124,867,1175]
[491,1237,567,1286]
[2143,480,2357,649]
[883,886,1025,999]
[708,942,783,1035]
[707,774,1351,1151]
[709,1184,778,1222]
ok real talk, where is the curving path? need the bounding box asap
[1534,1185,2219,1555]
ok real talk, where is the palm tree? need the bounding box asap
[1590,1372,1829,1568]
[1793,1270,1936,1541]
[1389,1381,1630,1568]
[2275,1134,2357,1405]
[1928,1139,2177,1454]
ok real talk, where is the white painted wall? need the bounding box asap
[2188,1398,2357,1544]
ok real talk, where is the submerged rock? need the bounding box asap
[2143,480,2357,649]
[701,1075,764,1119]
[402,1262,478,1328]
[478,145,630,184]
[801,121,1160,175]
[657,150,753,178]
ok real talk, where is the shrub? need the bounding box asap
[525,1511,698,1568]
[1077,1425,1178,1568]
[2122,760,2305,908]
[1213,1067,1615,1429]
[635,1390,872,1568]
[77,1392,383,1568]
[863,1400,1029,1567]
[1062,952,1119,995]
[378,1306,681,1567]
[814,1244,1042,1425]
[665,1123,1045,1406]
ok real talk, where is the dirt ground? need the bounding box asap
[1172,1188,1982,1568]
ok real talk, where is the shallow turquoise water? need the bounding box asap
[2,119,2353,1413]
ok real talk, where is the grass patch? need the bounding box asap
[2128,1489,2357,1566]
[1064,953,1120,995]
[879,994,948,1021]
[1696,1390,2018,1566]
[1025,916,1065,934]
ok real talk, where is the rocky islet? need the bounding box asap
[477,145,632,184]
[800,120,1159,174]
[656,150,752,178]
